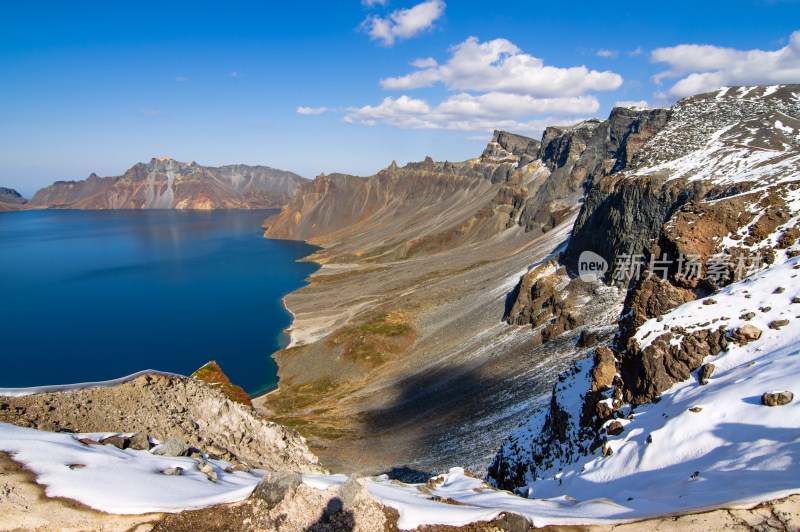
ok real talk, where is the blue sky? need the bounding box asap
[1,0,799,197]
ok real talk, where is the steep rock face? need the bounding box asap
[28,158,306,210]
[490,85,800,491]
[488,355,596,490]
[517,108,671,233]
[481,129,541,167]
[264,110,669,266]
[504,259,594,345]
[506,108,671,327]
[259,129,633,476]
[263,163,499,254]
[565,84,800,276]
[0,187,28,211]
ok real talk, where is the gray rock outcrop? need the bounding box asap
[0,373,324,474]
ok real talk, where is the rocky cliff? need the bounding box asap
[262,128,546,263]
[256,114,668,477]
[264,109,670,263]
[28,158,306,210]
[517,108,671,233]
[0,187,28,211]
[489,84,800,491]
[565,84,800,276]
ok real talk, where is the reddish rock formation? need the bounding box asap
[190,361,252,407]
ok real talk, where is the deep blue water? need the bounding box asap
[0,209,318,396]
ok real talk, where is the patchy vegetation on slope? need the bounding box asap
[191,361,252,407]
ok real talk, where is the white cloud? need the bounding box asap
[597,49,618,59]
[614,100,650,109]
[627,46,644,57]
[651,29,800,99]
[343,92,598,131]
[306,35,622,133]
[360,0,445,46]
[380,37,623,96]
[297,106,329,115]
[138,109,163,116]
[320,36,625,133]
[175,76,189,82]
[362,0,387,6]
[410,57,438,68]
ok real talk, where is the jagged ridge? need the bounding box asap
[28,157,307,210]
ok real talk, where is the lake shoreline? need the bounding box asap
[0,209,318,396]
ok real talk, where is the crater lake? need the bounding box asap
[0,209,318,396]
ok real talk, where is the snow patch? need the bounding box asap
[0,422,263,514]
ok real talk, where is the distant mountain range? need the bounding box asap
[2,158,307,211]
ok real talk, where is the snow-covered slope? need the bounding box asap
[485,256,800,526]
[0,423,263,514]
[635,85,800,187]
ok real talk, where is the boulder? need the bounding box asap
[252,471,302,509]
[225,463,250,473]
[577,329,599,348]
[730,325,762,345]
[128,432,151,451]
[591,347,617,392]
[337,474,365,509]
[606,421,624,436]
[152,437,191,457]
[769,319,790,330]
[100,436,128,449]
[493,512,532,532]
[699,363,715,385]
[761,391,794,407]
[198,462,218,482]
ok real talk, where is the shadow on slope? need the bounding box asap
[359,360,546,481]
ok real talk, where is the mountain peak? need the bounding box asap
[481,130,540,164]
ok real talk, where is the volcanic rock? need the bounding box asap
[153,437,191,457]
[761,391,794,407]
[252,471,302,509]
[731,325,763,345]
[699,363,715,385]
